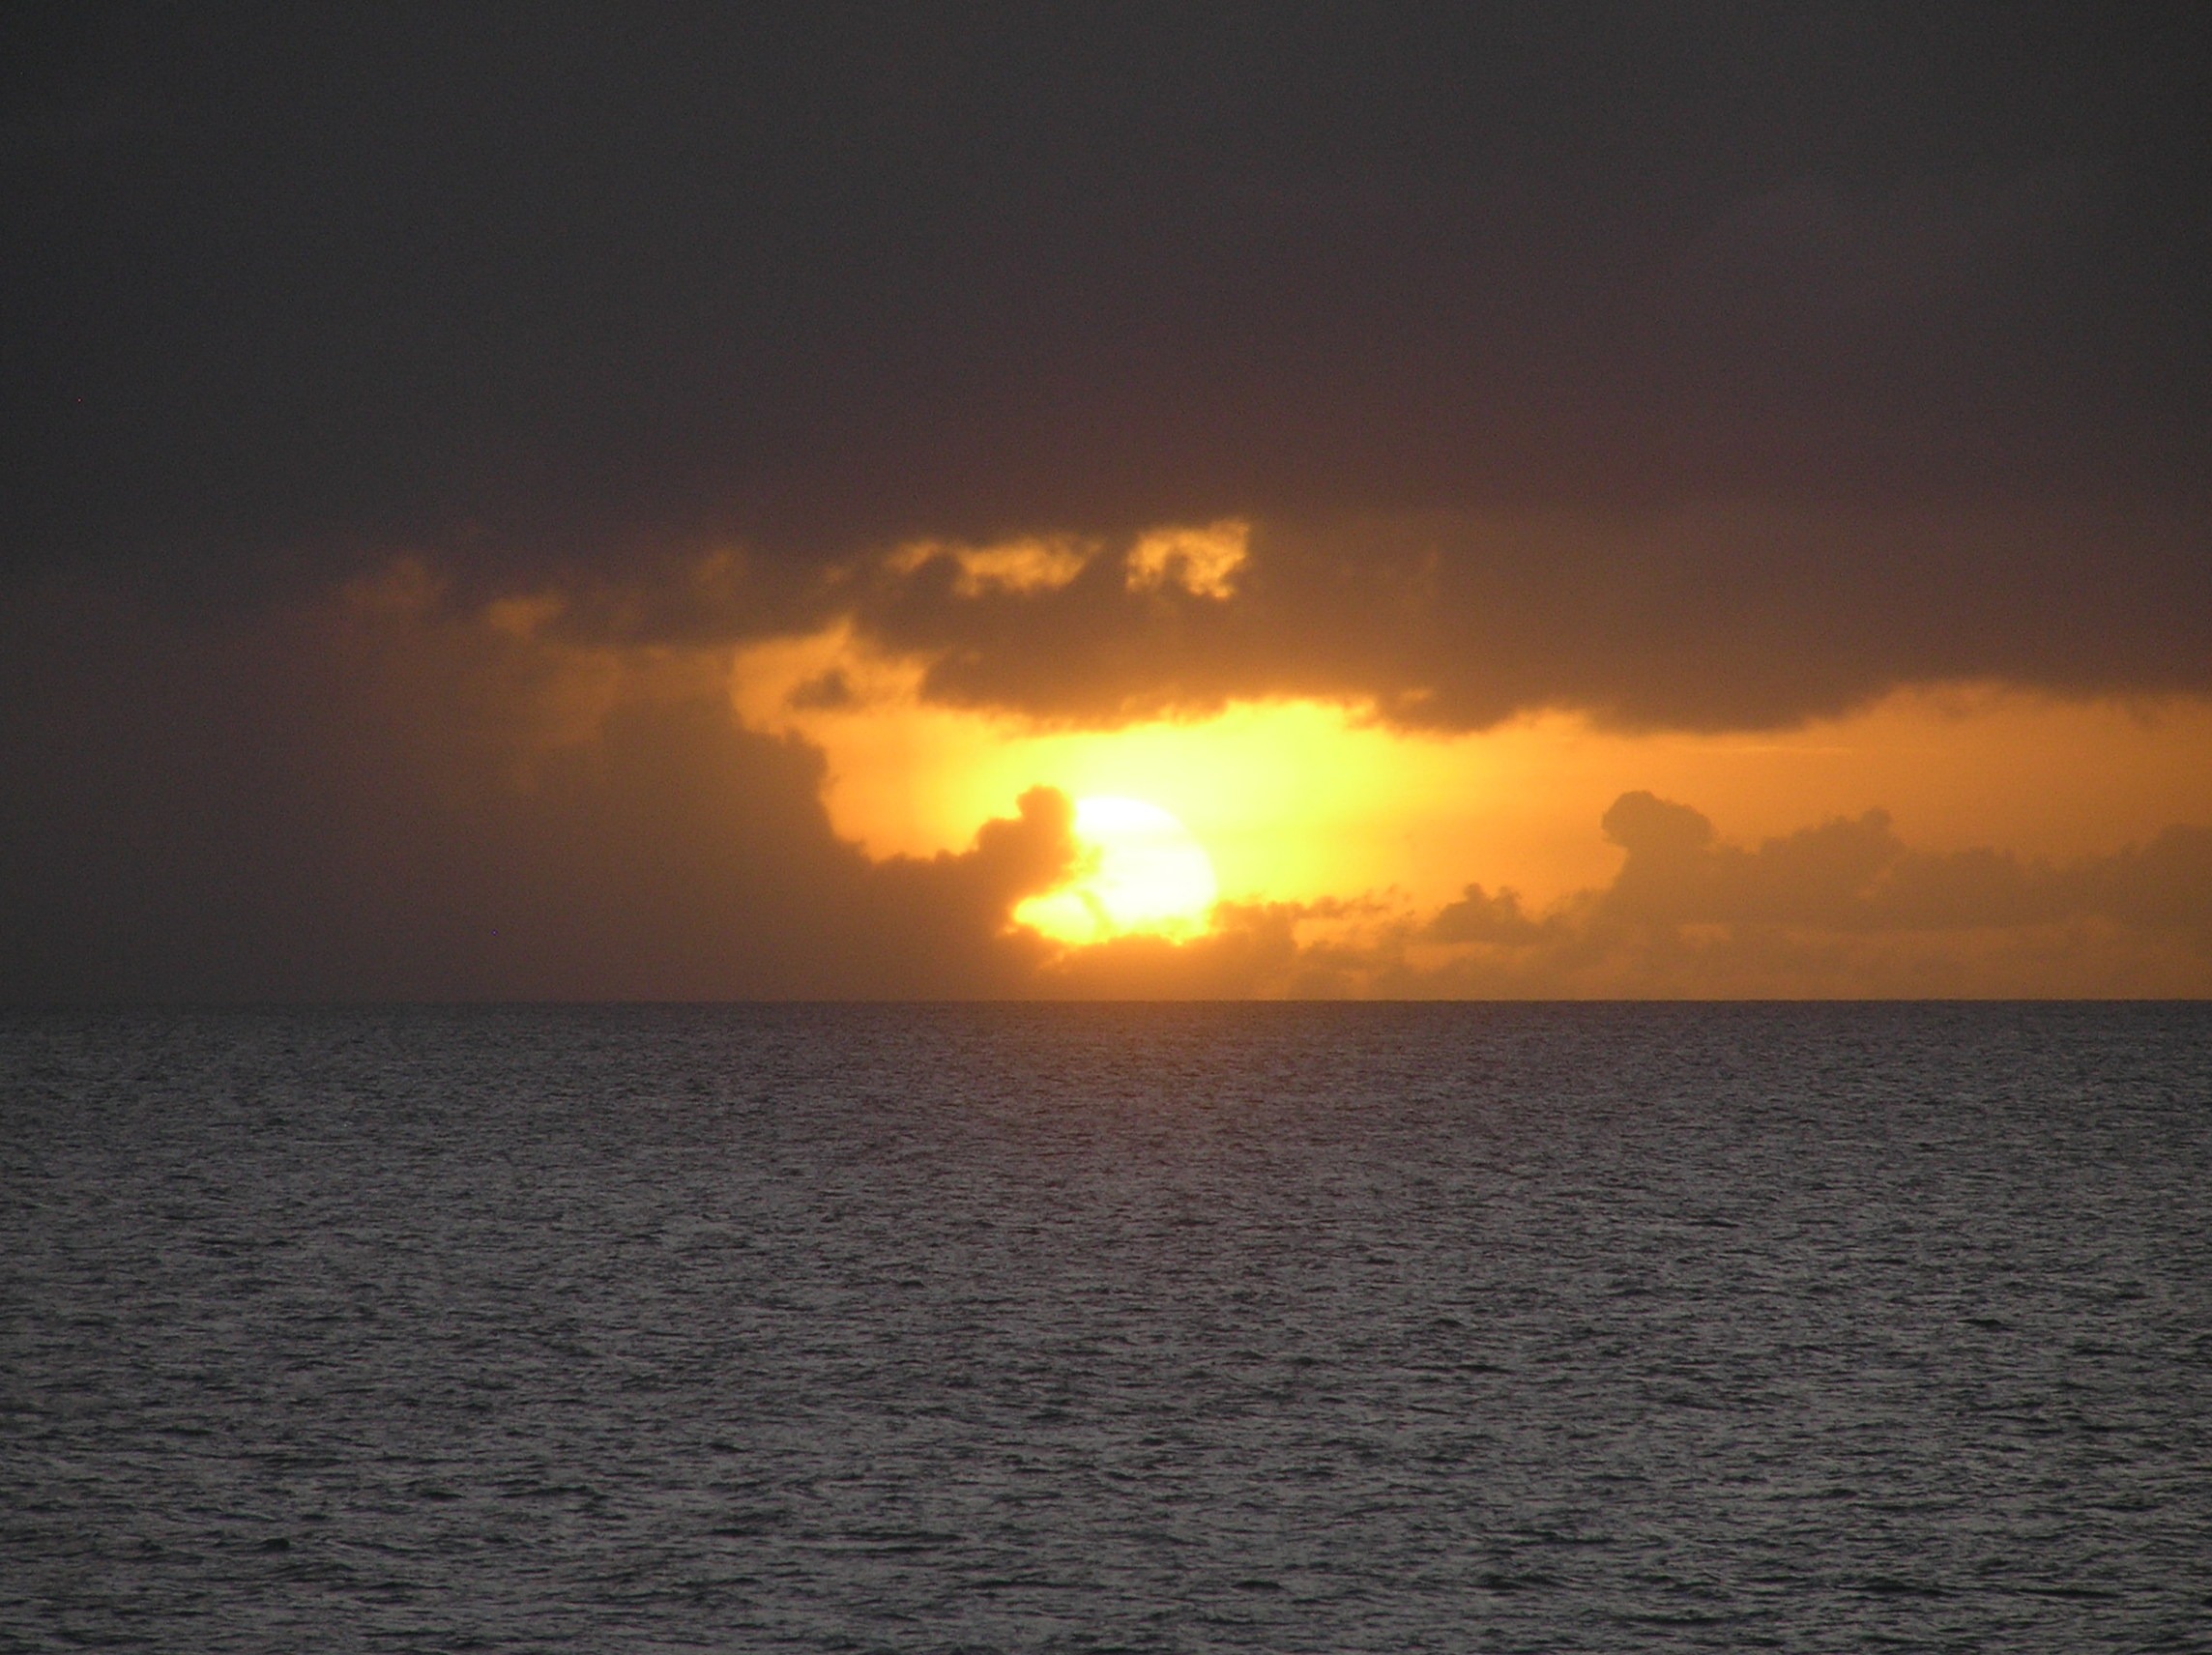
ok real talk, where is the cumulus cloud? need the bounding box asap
[1587,791,2212,956]
[1403,795,2212,998]
[1426,885,1555,948]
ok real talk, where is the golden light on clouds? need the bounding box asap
[1013,797,1220,944]
[873,519,1250,603]
[1123,519,1250,598]
[732,618,2212,943]
[887,535,1092,596]
[11,547,2211,1002]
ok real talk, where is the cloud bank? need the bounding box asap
[844,507,2211,732]
[3,581,2205,1002]
[1039,794,2212,1002]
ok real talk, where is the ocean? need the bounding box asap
[4,1003,2208,1651]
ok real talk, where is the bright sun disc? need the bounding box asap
[1015,796,1219,944]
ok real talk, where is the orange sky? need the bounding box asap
[731,619,2212,925]
[281,552,2212,996]
[7,546,2211,1000]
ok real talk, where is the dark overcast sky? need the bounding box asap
[5,4,2212,1000]
[6,3,2207,581]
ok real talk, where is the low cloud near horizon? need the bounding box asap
[3,576,2205,1002]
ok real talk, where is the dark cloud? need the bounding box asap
[4,7,2205,598]
[0,583,1077,1001]
[852,505,2210,730]
[1590,790,2212,950]
[1427,886,1555,948]
[1403,792,2212,996]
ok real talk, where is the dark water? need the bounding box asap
[4,1004,2209,1652]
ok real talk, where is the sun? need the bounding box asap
[1015,796,1220,945]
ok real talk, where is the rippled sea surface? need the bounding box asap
[5,1004,2210,1652]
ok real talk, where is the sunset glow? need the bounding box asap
[1014,797,1219,944]
[731,624,2212,930]
[9,10,2211,1003]
[16,17,2212,1644]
